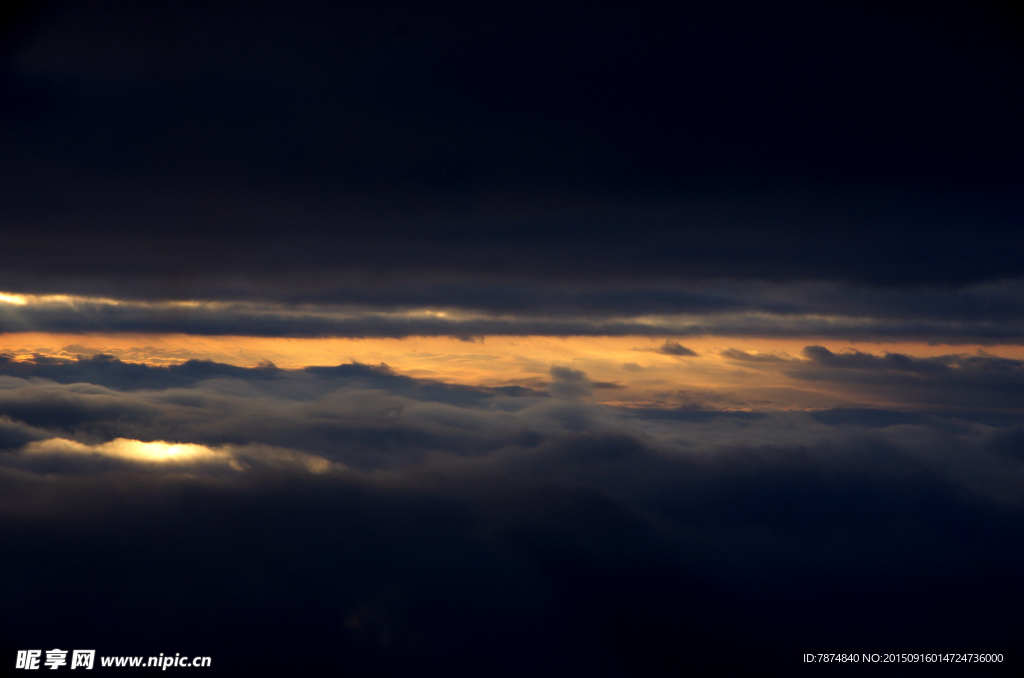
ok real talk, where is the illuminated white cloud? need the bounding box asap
[24,437,231,463]
[21,437,340,474]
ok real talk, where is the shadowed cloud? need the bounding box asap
[0,348,1020,672]
[657,340,697,357]
[2,282,1023,341]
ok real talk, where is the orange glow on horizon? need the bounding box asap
[3,333,1022,412]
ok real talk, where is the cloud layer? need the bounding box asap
[1,277,1023,342]
[1,354,1022,672]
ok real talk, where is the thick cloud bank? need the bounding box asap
[1,355,1022,673]
[2,278,1023,342]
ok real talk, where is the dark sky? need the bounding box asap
[2,2,1023,675]
[1,0,1021,307]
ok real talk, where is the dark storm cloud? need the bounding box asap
[0,0,1021,310]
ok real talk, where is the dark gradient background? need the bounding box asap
[1,1,1022,675]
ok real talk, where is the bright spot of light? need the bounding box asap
[101,439,215,462]
[20,437,340,474]
[24,437,225,464]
